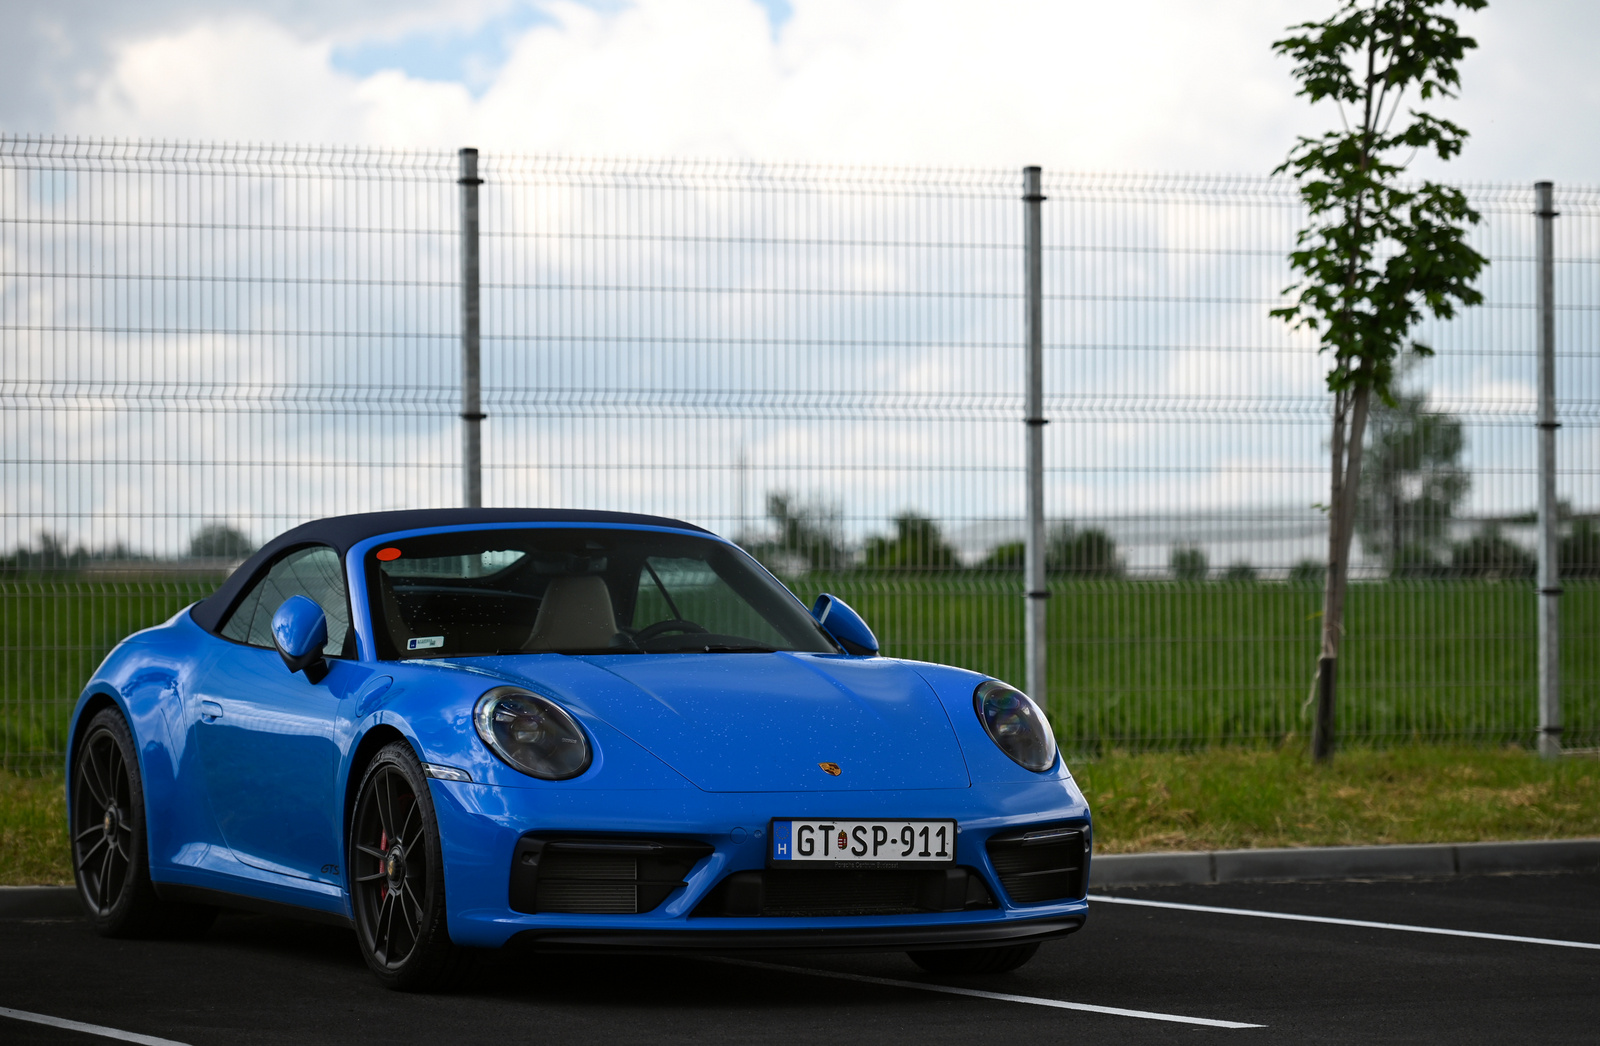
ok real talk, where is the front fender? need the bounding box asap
[334,663,699,907]
[344,661,697,794]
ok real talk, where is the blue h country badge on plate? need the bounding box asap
[771,820,792,860]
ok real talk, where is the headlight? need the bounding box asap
[473,687,591,780]
[973,679,1057,772]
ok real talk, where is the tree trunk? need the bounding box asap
[1314,383,1372,761]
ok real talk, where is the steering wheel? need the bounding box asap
[634,619,709,643]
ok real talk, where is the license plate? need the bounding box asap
[770,819,956,868]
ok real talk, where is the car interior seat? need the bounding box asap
[524,575,620,652]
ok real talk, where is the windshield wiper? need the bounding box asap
[696,643,777,653]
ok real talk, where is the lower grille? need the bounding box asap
[695,867,995,918]
[510,835,713,915]
[986,823,1089,905]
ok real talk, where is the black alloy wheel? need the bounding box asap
[71,707,214,937]
[350,741,465,991]
[906,941,1041,975]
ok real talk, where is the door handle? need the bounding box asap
[199,700,223,722]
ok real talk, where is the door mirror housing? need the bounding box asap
[272,595,330,683]
[811,593,879,656]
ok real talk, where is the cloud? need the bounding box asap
[6,0,1597,182]
[5,0,1595,560]
[44,0,1311,171]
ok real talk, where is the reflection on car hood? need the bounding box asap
[488,653,971,792]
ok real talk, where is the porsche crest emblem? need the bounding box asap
[818,762,842,776]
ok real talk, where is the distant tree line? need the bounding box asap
[1162,524,1600,585]
[0,532,144,574]
[0,523,256,576]
[981,524,1122,576]
[745,492,1127,576]
[744,488,1600,581]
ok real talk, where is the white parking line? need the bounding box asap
[1090,894,1600,951]
[706,956,1265,1029]
[0,1005,193,1046]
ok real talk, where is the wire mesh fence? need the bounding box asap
[3,135,1596,770]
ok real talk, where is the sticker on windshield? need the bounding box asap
[407,636,444,651]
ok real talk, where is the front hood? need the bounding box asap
[487,653,971,793]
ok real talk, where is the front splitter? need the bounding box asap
[506,914,1085,953]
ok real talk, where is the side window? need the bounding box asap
[219,546,350,657]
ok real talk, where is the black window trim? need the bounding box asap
[211,541,358,660]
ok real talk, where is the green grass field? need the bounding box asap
[2,574,1596,770]
[1,577,222,771]
[792,574,1599,752]
[1078,743,1600,853]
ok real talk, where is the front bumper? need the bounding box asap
[429,777,1092,950]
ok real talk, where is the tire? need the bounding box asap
[349,741,465,991]
[906,942,1040,975]
[71,707,216,938]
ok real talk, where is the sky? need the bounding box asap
[3,0,1598,182]
[3,0,1595,561]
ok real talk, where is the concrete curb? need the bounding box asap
[1090,837,1600,888]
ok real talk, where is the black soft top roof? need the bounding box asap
[189,507,711,632]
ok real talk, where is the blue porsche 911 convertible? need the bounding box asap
[68,509,1092,989]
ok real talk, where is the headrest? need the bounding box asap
[525,575,619,652]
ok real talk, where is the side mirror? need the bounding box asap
[272,595,330,683]
[811,593,879,657]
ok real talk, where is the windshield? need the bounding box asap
[365,527,838,659]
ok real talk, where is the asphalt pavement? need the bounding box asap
[3,872,1597,1045]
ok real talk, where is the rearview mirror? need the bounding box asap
[811,593,879,656]
[272,595,330,683]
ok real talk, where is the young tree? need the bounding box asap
[1272,0,1487,760]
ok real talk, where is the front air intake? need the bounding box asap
[693,866,995,917]
[510,835,713,915]
[985,823,1089,905]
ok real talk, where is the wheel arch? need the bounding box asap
[66,688,128,800]
[342,723,412,854]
